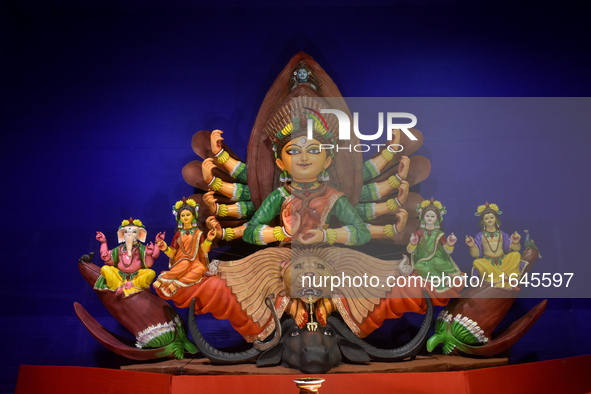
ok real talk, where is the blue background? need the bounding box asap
[2,1,590,392]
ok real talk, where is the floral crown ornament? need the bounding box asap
[119,217,145,230]
[172,197,199,218]
[264,96,339,158]
[416,198,447,217]
[474,202,502,216]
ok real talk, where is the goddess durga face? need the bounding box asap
[276,136,332,183]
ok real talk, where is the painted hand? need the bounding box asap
[398,180,409,205]
[155,232,167,251]
[96,231,106,243]
[203,191,218,214]
[388,129,400,147]
[207,228,217,241]
[298,229,324,244]
[447,232,457,246]
[282,203,295,236]
[146,241,155,255]
[211,129,224,155]
[398,156,410,180]
[202,158,216,184]
[206,216,223,239]
[395,208,408,233]
[465,235,475,247]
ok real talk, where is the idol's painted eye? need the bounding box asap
[291,331,300,337]
[286,147,302,155]
[307,146,321,154]
[323,328,332,336]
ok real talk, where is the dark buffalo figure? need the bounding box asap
[188,293,433,374]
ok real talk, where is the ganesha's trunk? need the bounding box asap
[329,290,433,362]
[126,235,134,257]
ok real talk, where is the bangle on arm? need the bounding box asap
[325,228,338,244]
[218,204,229,217]
[386,197,400,211]
[209,177,223,191]
[381,148,394,161]
[216,149,230,164]
[223,228,235,241]
[273,226,288,242]
[387,174,401,189]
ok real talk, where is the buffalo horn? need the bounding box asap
[328,290,433,362]
[253,295,282,351]
[188,298,261,364]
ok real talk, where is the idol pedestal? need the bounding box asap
[16,355,591,394]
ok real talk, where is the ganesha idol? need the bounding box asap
[94,218,157,297]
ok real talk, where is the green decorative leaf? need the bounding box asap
[173,318,197,355]
[172,337,185,359]
[184,339,197,354]
[450,321,480,345]
[434,318,447,333]
[145,330,175,348]
[426,333,444,352]
[442,342,456,355]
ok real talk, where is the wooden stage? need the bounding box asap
[15,355,591,394]
[119,354,509,375]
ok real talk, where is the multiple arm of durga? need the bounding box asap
[201,126,412,245]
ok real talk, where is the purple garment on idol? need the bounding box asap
[473,231,511,258]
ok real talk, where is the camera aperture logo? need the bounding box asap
[304,107,418,153]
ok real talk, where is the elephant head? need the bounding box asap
[117,218,147,257]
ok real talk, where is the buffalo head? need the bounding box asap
[256,318,369,373]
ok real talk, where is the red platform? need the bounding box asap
[16,355,591,394]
